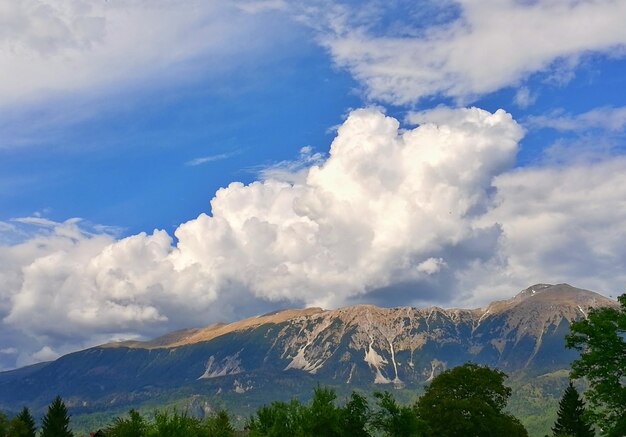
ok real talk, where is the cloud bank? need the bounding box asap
[2,107,626,369]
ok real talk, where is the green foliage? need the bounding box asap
[551,382,594,437]
[203,410,236,437]
[246,399,306,436]
[41,396,74,437]
[105,409,150,437]
[370,391,424,437]
[104,408,235,437]
[246,387,374,437]
[151,410,203,437]
[0,411,9,436]
[12,407,38,437]
[338,392,371,437]
[566,294,626,436]
[0,408,38,437]
[415,363,528,437]
[301,386,342,437]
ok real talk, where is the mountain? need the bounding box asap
[0,283,617,435]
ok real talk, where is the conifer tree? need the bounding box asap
[552,382,594,437]
[41,396,74,437]
[13,407,37,437]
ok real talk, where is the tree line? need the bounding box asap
[1,293,624,437]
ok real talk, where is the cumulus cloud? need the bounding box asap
[2,106,625,369]
[0,0,289,105]
[463,158,626,304]
[0,107,524,367]
[306,0,626,104]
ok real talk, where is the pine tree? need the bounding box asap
[13,407,37,437]
[41,396,74,437]
[552,382,594,437]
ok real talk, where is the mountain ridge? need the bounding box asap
[0,282,618,437]
[102,283,613,351]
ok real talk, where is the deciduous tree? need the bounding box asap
[415,363,528,437]
[566,294,626,436]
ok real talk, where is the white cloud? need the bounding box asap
[2,106,625,368]
[0,0,289,106]
[308,0,626,104]
[463,158,626,304]
[237,0,288,14]
[513,87,537,109]
[31,346,60,362]
[416,258,446,275]
[527,106,626,132]
[258,146,326,183]
[0,106,524,367]
[186,152,238,167]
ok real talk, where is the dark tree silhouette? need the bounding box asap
[13,407,38,437]
[41,396,73,437]
[552,382,594,437]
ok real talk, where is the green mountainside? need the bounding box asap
[0,284,616,436]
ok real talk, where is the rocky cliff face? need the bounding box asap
[0,283,616,412]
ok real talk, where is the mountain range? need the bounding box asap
[0,283,617,435]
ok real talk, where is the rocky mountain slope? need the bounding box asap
[0,283,616,421]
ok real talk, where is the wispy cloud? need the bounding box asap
[527,106,626,132]
[0,1,290,107]
[258,146,325,183]
[513,87,537,109]
[185,151,239,166]
[302,0,626,104]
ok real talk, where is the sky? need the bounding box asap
[0,0,625,370]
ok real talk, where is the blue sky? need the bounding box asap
[1,0,626,369]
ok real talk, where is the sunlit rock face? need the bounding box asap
[0,284,616,412]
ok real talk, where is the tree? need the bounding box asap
[245,399,306,437]
[552,382,594,437]
[339,392,371,437]
[10,407,38,437]
[0,411,9,437]
[41,396,74,437]
[203,410,235,437]
[300,386,342,437]
[150,410,203,437]
[566,294,626,437]
[106,409,149,437]
[415,363,528,437]
[370,391,424,437]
